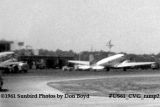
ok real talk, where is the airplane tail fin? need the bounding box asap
[89,54,95,65]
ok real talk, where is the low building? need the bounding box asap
[0,39,25,52]
[0,40,13,52]
[0,39,74,69]
[18,55,73,69]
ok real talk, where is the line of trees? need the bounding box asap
[14,49,160,63]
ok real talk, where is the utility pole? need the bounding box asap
[106,40,114,56]
[106,40,114,52]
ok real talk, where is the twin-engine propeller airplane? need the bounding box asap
[68,53,156,71]
[0,51,28,73]
[0,51,15,67]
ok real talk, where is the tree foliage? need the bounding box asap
[14,49,160,63]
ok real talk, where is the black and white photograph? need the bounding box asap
[1,0,160,107]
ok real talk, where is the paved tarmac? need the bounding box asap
[1,70,160,107]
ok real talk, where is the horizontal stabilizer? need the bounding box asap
[117,61,155,68]
[0,51,14,57]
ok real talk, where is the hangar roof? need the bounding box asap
[0,40,13,44]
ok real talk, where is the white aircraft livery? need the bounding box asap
[0,51,15,67]
[68,53,155,71]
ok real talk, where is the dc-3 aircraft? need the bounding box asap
[0,51,15,66]
[0,51,28,73]
[68,53,156,71]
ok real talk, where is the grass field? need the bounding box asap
[48,76,160,97]
[3,68,160,97]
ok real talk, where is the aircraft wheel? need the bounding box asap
[123,68,127,71]
[106,68,110,71]
[13,66,19,73]
[23,70,28,73]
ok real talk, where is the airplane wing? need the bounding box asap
[68,60,90,65]
[0,51,15,67]
[0,52,14,57]
[117,61,155,68]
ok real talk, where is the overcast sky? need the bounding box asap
[0,0,160,54]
